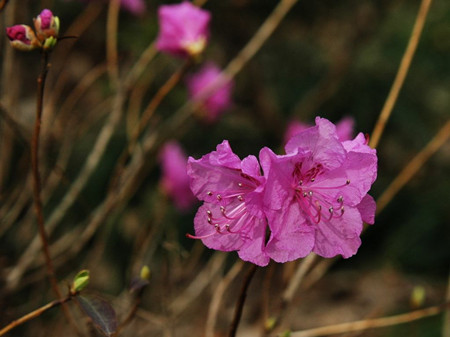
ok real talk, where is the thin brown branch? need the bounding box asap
[32,51,60,301]
[110,60,192,190]
[370,0,433,148]
[106,0,120,86]
[228,263,258,337]
[288,302,449,337]
[376,120,450,214]
[205,260,244,337]
[32,52,80,334]
[0,294,73,336]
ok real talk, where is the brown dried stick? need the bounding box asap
[288,302,448,337]
[370,0,433,148]
[376,119,450,214]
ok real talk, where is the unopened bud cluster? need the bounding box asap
[6,9,59,52]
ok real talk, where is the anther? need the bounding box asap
[337,196,343,203]
[299,180,303,185]
[237,195,244,201]
[238,182,243,187]
[207,217,212,224]
[308,191,313,197]
[207,210,212,216]
[217,194,222,200]
[214,224,220,232]
[303,192,308,197]
[311,178,315,182]
[207,191,213,196]
[346,180,350,185]
[329,207,334,213]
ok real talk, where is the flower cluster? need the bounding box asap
[187,117,377,266]
[156,2,233,123]
[6,9,59,52]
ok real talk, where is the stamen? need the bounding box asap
[186,232,216,240]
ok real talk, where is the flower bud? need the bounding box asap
[5,24,41,51]
[34,9,59,42]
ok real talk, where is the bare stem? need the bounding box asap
[376,120,450,214]
[32,51,60,299]
[33,51,81,335]
[110,60,191,189]
[370,0,433,148]
[228,263,258,337]
[0,294,73,336]
[288,302,449,337]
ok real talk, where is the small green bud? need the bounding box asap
[140,265,151,280]
[43,36,57,50]
[264,316,277,331]
[72,269,90,293]
[410,286,426,308]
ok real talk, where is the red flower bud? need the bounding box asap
[6,24,40,51]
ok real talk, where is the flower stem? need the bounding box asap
[228,263,258,337]
[0,294,73,336]
[32,51,60,297]
[33,52,80,333]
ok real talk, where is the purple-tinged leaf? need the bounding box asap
[76,294,117,336]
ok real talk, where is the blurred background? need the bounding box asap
[0,0,449,336]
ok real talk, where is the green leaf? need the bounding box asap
[76,294,117,336]
[72,269,90,293]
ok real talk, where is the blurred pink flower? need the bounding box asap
[159,141,196,211]
[156,1,210,58]
[5,25,40,51]
[119,0,146,15]
[261,117,377,262]
[187,141,270,266]
[187,63,233,123]
[284,116,354,145]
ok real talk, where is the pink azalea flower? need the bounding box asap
[186,63,233,123]
[187,141,270,266]
[156,1,211,58]
[284,117,354,145]
[260,117,377,262]
[159,141,196,211]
